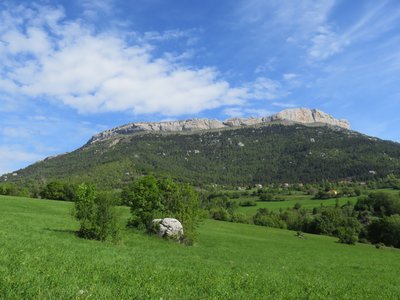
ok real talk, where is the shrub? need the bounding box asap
[337,228,358,245]
[367,214,400,248]
[210,207,230,221]
[259,193,284,202]
[253,208,286,229]
[122,176,164,229]
[355,192,400,216]
[0,183,26,197]
[73,184,119,242]
[293,202,302,210]
[40,181,77,201]
[230,212,249,224]
[239,200,257,207]
[122,176,203,244]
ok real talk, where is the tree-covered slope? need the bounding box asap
[4,123,400,189]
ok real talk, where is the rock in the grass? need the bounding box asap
[152,218,184,239]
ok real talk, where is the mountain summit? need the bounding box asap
[89,108,350,144]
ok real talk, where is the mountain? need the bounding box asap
[2,108,400,189]
[88,108,350,144]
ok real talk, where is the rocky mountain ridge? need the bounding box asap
[88,108,350,144]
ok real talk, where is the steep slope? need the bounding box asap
[3,114,400,189]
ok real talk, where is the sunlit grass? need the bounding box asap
[1,195,399,299]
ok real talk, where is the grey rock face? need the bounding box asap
[152,218,184,239]
[88,108,350,144]
[266,108,350,129]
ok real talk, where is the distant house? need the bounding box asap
[328,190,338,196]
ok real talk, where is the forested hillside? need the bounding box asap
[3,123,400,190]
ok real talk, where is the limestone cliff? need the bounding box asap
[88,108,350,144]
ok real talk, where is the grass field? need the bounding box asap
[1,195,400,299]
[236,189,399,215]
[237,196,358,215]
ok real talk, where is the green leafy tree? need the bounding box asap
[122,175,164,229]
[122,176,203,244]
[74,183,119,242]
[367,214,400,248]
[0,183,20,196]
[40,181,77,201]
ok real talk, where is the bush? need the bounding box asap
[73,184,119,242]
[210,207,230,221]
[259,193,284,202]
[253,208,286,229]
[239,200,257,207]
[122,176,163,229]
[230,212,249,224]
[40,181,77,201]
[355,192,400,217]
[0,182,28,197]
[337,228,358,245]
[367,214,400,248]
[293,202,302,210]
[122,176,203,244]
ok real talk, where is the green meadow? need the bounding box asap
[236,189,398,215]
[1,195,400,299]
[237,195,358,215]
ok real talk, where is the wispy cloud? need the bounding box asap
[79,0,115,19]
[237,0,336,41]
[308,1,400,61]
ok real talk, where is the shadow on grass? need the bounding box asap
[43,227,76,235]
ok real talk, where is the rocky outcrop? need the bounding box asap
[87,108,350,144]
[265,108,350,129]
[88,119,225,144]
[152,218,184,239]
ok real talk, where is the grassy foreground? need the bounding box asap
[1,195,400,299]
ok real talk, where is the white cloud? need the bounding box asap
[1,4,280,117]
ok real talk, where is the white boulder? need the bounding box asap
[152,218,184,239]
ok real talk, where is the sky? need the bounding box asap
[1,0,400,175]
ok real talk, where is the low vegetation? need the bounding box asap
[73,184,119,242]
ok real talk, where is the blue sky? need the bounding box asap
[1,0,400,175]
